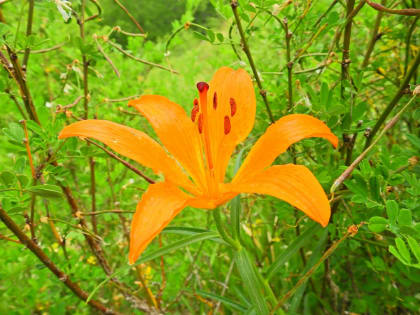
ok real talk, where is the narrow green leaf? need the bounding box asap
[26,184,63,199]
[136,231,219,264]
[234,248,269,315]
[386,200,398,224]
[162,227,226,244]
[406,236,420,263]
[194,290,247,312]
[395,237,411,264]
[207,29,215,42]
[389,245,408,265]
[289,229,328,312]
[162,226,211,235]
[266,222,320,279]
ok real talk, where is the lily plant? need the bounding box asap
[59,67,338,264]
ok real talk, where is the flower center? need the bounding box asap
[190,81,237,195]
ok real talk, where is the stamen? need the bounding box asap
[230,98,237,116]
[193,98,199,106]
[213,92,217,109]
[191,106,199,122]
[198,113,203,134]
[197,82,209,93]
[224,116,231,135]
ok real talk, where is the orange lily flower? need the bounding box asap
[59,67,338,264]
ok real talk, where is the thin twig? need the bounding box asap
[365,51,420,147]
[112,0,145,34]
[85,138,156,184]
[332,94,417,193]
[2,47,40,123]
[341,0,355,98]
[81,210,135,215]
[0,205,117,314]
[93,34,120,77]
[367,0,420,16]
[271,224,363,313]
[22,0,34,67]
[284,18,293,111]
[231,0,275,123]
[103,95,141,103]
[0,233,21,244]
[105,39,179,74]
[362,0,386,68]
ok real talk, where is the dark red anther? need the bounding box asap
[230,97,237,116]
[196,82,209,93]
[191,106,199,122]
[193,98,199,106]
[224,116,231,135]
[198,113,203,134]
[213,92,217,109]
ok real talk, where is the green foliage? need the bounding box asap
[0,0,419,314]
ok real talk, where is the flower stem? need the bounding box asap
[212,208,240,250]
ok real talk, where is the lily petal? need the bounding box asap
[59,120,197,194]
[234,114,338,183]
[206,67,256,182]
[129,96,206,191]
[230,164,330,227]
[129,181,190,264]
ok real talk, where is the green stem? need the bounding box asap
[213,208,240,250]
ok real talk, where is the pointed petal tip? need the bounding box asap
[331,134,339,149]
[320,218,329,228]
[128,253,136,265]
[58,125,74,139]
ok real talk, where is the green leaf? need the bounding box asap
[389,245,408,264]
[386,200,398,224]
[406,236,420,263]
[216,32,224,42]
[368,216,388,233]
[26,184,63,199]
[234,248,269,315]
[0,171,16,187]
[207,29,215,42]
[395,237,411,264]
[266,222,320,279]
[16,174,29,187]
[162,226,211,235]
[193,31,208,41]
[406,134,420,150]
[195,290,247,312]
[3,122,24,144]
[398,209,412,226]
[289,229,328,312]
[136,231,219,264]
[320,82,330,108]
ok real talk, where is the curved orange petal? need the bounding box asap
[206,67,256,182]
[234,114,338,183]
[129,96,206,191]
[59,120,198,194]
[129,181,190,264]
[229,164,330,227]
